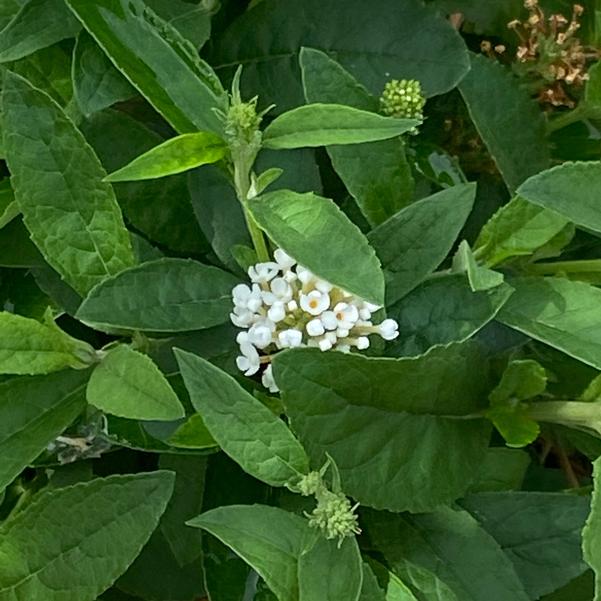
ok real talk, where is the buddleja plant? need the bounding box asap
[5,0,601,599]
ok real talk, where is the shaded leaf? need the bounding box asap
[3,71,134,296]
[87,345,185,421]
[273,343,491,512]
[77,258,239,333]
[176,349,309,487]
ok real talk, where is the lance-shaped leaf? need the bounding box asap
[461,492,590,599]
[105,132,227,182]
[0,311,95,375]
[65,0,226,134]
[364,506,530,601]
[583,457,601,597]
[176,349,310,487]
[452,241,505,292]
[386,274,513,358]
[72,30,135,116]
[262,103,417,150]
[498,277,601,370]
[517,161,601,235]
[249,190,384,305]
[0,0,81,63]
[459,53,550,192]
[2,71,135,296]
[210,0,469,111]
[368,184,476,305]
[189,504,363,601]
[300,47,414,226]
[474,197,569,268]
[273,343,491,513]
[76,258,239,332]
[87,345,185,421]
[0,369,88,492]
[0,472,174,601]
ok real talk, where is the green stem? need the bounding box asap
[525,400,601,434]
[547,105,590,133]
[524,259,601,276]
[233,155,270,263]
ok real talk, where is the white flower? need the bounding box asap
[236,342,260,376]
[230,308,255,328]
[248,262,279,284]
[379,318,399,341]
[306,318,325,337]
[287,299,298,311]
[318,337,333,351]
[262,277,292,305]
[359,301,382,321]
[261,364,279,393]
[278,329,303,348]
[248,323,274,349]
[274,248,296,270]
[268,302,286,323]
[232,283,263,312]
[321,302,358,332]
[356,336,370,350]
[297,266,333,293]
[300,290,330,316]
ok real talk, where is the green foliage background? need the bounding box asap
[2,0,601,600]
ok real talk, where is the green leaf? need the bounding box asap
[486,404,540,449]
[105,132,227,182]
[8,43,73,106]
[167,414,217,450]
[458,54,550,192]
[0,311,95,375]
[498,277,601,370]
[517,162,601,235]
[76,258,239,332]
[461,492,590,599]
[82,109,207,255]
[360,563,387,601]
[365,506,531,601]
[249,189,385,305]
[386,274,513,358]
[176,349,309,487]
[65,0,226,134]
[474,197,570,268]
[367,560,418,601]
[489,360,547,405]
[368,184,476,305]
[72,31,135,116]
[452,241,505,292]
[273,343,491,512]
[210,0,469,111]
[0,472,174,601]
[189,504,308,601]
[0,0,80,63]
[0,179,18,229]
[262,103,417,150]
[0,369,88,492]
[541,572,595,601]
[583,457,601,599]
[469,448,530,493]
[300,47,414,226]
[298,535,363,601]
[3,71,135,296]
[157,454,206,567]
[87,345,185,421]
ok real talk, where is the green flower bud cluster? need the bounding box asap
[225,99,262,146]
[297,468,361,546]
[380,79,425,133]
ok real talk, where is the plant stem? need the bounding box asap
[524,259,601,275]
[547,105,589,133]
[525,400,601,434]
[233,155,270,263]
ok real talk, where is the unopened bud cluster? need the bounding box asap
[298,470,360,545]
[380,79,425,133]
[230,249,399,392]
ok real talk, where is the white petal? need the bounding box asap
[268,302,286,323]
[306,319,325,337]
[274,248,296,270]
[356,336,370,350]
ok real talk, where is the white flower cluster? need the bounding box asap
[230,249,399,392]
